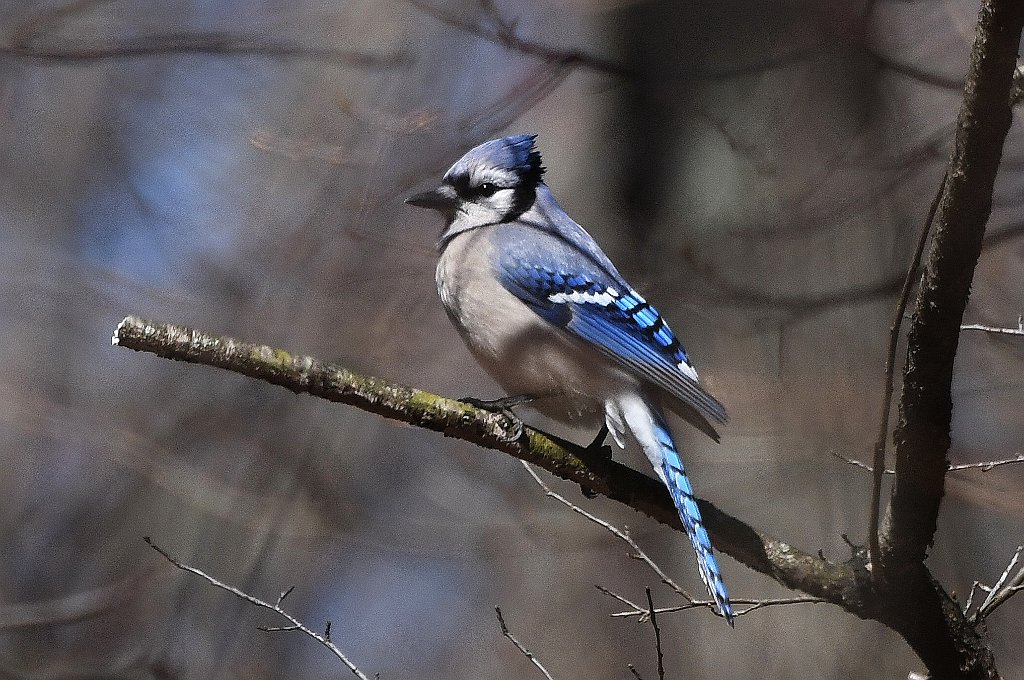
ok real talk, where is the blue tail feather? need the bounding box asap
[651,414,735,625]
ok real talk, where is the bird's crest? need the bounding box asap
[450,134,545,187]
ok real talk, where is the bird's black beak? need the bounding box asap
[405,185,458,212]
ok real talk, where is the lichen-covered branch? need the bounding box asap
[112,316,865,610]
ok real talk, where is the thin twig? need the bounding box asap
[144,538,371,679]
[869,171,948,578]
[494,607,555,680]
[608,595,825,619]
[962,580,984,615]
[522,462,693,600]
[948,455,1024,471]
[645,588,665,680]
[973,545,1024,621]
[833,452,896,475]
[531,463,828,622]
[595,585,648,617]
[960,315,1024,336]
[833,451,1024,474]
[627,665,645,680]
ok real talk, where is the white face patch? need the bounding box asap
[468,165,518,188]
[483,187,516,216]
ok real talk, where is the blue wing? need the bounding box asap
[496,251,728,428]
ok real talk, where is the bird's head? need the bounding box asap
[406,134,545,243]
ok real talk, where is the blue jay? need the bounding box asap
[407,135,733,624]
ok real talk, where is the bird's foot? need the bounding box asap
[531,424,611,499]
[460,394,537,443]
[459,394,538,410]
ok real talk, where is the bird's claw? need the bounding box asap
[461,395,532,443]
[460,394,538,410]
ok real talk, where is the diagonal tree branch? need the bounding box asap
[112,316,865,607]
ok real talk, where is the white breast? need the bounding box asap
[435,227,635,426]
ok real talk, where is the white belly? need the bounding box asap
[436,228,635,425]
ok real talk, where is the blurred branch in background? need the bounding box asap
[0,572,149,631]
[3,0,403,66]
[0,32,405,67]
[410,0,629,77]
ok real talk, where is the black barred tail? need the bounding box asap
[622,399,737,626]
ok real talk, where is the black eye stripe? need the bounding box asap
[476,182,499,197]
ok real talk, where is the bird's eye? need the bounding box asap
[476,182,499,197]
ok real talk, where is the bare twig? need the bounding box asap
[627,665,645,680]
[606,593,825,620]
[832,452,896,475]
[144,537,371,679]
[495,607,555,680]
[522,463,692,600]
[960,315,1024,336]
[947,455,1024,472]
[529,463,827,622]
[595,585,648,620]
[832,451,1024,475]
[962,580,985,615]
[644,589,665,680]
[869,170,947,578]
[972,545,1024,621]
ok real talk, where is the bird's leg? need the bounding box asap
[524,424,612,499]
[578,424,611,499]
[583,423,611,459]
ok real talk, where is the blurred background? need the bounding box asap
[1,0,1022,677]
